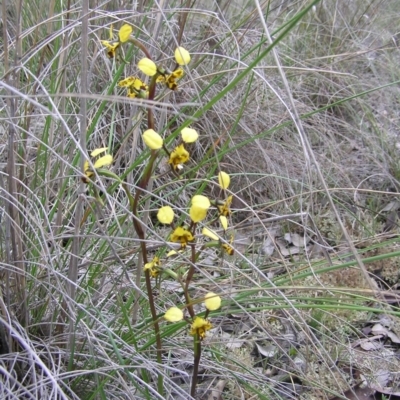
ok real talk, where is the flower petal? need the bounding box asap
[83,160,92,177]
[142,129,163,150]
[118,76,136,87]
[94,154,113,169]
[118,24,132,43]
[138,58,157,76]
[204,292,221,311]
[168,144,189,169]
[174,46,191,65]
[219,215,228,230]
[181,127,198,143]
[189,205,208,223]
[157,206,174,224]
[218,171,230,189]
[91,147,108,157]
[164,307,183,322]
[202,227,219,241]
[191,195,211,209]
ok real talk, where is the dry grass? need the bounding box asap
[1,0,400,399]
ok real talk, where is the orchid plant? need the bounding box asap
[93,22,238,398]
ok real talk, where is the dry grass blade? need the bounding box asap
[1,0,400,399]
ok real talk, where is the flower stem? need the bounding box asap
[183,243,196,319]
[130,65,163,392]
[190,333,201,398]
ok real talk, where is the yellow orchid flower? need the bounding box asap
[101,24,132,58]
[170,226,194,248]
[83,148,113,183]
[217,195,233,217]
[118,76,148,98]
[157,68,184,90]
[144,256,161,278]
[169,144,189,170]
[190,317,212,340]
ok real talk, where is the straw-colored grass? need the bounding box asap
[1,0,400,399]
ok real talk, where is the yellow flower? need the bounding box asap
[202,227,219,241]
[118,76,148,98]
[222,234,235,256]
[169,144,189,170]
[142,129,163,150]
[101,24,132,58]
[170,226,194,248]
[174,46,191,65]
[164,307,184,322]
[204,292,221,311]
[218,171,230,190]
[138,58,158,76]
[181,127,198,143]
[189,195,211,223]
[218,195,233,217]
[157,68,184,90]
[101,40,119,58]
[222,243,234,256]
[83,148,113,182]
[157,206,174,224]
[118,24,132,43]
[190,317,212,340]
[144,256,161,278]
[219,215,228,230]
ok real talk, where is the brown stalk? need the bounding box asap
[190,334,201,398]
[130,74,164,395]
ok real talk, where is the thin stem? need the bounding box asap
[182,243,197,319]
[130,70,163,394]
[129,38,152,59]
[190,334,201,398]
